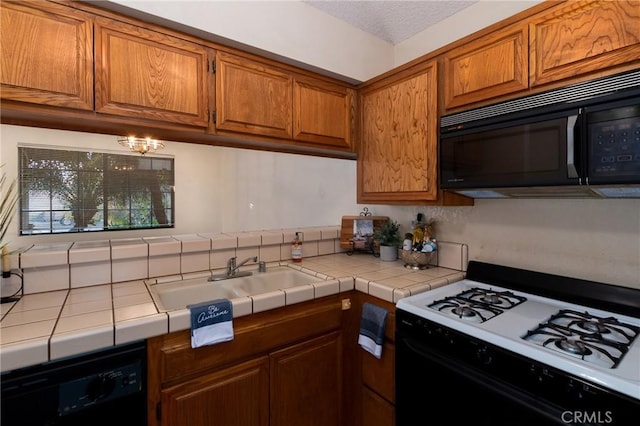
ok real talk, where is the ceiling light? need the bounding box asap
[118,136,165,155]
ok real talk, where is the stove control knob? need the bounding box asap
[476,346,492,365]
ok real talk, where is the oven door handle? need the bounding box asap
[399,337,566,424]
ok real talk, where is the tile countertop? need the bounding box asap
[0,253,465,372]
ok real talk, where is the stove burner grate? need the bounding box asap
[523,309,639,369]
[428,288,526,323]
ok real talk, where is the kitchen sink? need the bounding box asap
[147,266,321,311]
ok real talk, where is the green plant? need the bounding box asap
[1,166,18,251]
[373,219,402,247]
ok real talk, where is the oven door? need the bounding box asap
[396,332,564,426]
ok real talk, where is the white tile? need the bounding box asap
[260,231,283,246]
[49,325,114,360]
[229,232,261,248]
[144,236,181,256]
[54,310,112,334]
[0,320,56,344]
[320,226,340,239]
[436,241,468,271]
[113,293,153,309]
[259,245,281,263]
[1,306,62,327]
[284,284,314,305]
[168,309,190,333]
[313,280,340,298]
[23,266,69,294]
[70,262,111,288]
[69,240,110,263]
[339,277,355,292]
[200,233,237,250]
[181,252,210,274]
[110,238,148,259]
[8,290,67,312]
[149,254,180,278]
[112,258,148,283]
[66,285,111,304]
[115,313,168,345]
[112,281,148,297]
[368,282,394,303]
[61,299,112,317]
[173,234,211,253]
[0,337,49,372]
[251,291,285,313]
[114,302,159,322]
[318,239,336,256]
[231,297,252,318]
[19,243,71,268]
[210,249,236,269]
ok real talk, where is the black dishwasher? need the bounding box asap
[1,340,147,425]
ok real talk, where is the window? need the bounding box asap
[19,146,174,235]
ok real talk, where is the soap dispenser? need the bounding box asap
[291,232,303,263]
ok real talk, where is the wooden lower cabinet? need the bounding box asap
[160,357,269,426]
[362,386,395,426]
[147,295,346,426]
[270,332,342,426]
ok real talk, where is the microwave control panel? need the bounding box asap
[589,115,640,176]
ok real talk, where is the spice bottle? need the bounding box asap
[291,232,303,262]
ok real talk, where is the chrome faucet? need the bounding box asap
[209,256,258,281]
[226,256,258,276]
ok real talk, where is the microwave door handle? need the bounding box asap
[567,113,579,179]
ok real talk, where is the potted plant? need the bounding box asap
[373,219,401,261]
[1,166,18,280]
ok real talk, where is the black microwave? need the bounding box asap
[439,71,640,198]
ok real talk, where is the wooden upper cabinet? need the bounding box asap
[358,61,438,203]
[530,0,640,87]
[216,51,293,139]
[443,23,528,110]
[94,18,209,127]
[293,76,354,149]
[0,1,93,110]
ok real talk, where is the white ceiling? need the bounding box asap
[303,0,478,45]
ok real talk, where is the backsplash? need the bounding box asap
[9,226,344,296]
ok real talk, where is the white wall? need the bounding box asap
[0,125,357,246]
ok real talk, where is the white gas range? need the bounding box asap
[395,261,640,426]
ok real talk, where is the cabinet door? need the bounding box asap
[358,61,438,203]
[95,18,209,127]
[216,51,293,138]
[530,0,640,87]
[443,24,528,110]
[160,357,269,426]
[293,76,354,150]
[0,1,93,110]
[362,386,395,426]
[270,332,342,426]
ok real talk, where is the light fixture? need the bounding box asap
[118,136,165,155]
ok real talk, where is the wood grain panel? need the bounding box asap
[359,62,438,203]
[216,52,293,138]
[0,1,93,110]
[270,332,342,426]
[161,357,269,426]
[95,18,209,126]
[362,386,395,426]
[530,0,640,86]
[293,76,353,149]
[444,24,528,109]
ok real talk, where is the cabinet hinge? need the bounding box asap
[212,111,217,124]
[211,60,216,73]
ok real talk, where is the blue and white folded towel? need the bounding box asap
[358,302,388,359]
[189,299,234,349]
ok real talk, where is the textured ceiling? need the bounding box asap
[303,0,477,44]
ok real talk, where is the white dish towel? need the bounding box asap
[189,299,234,349]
